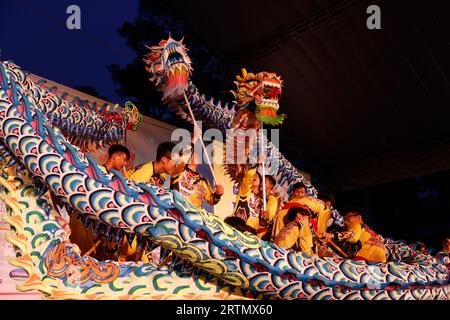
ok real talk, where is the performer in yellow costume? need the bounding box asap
[100,144,130,176]
[66,144,132,259]
[127,141,179,187]
[274,206,313,254]
[341,209,387,263]
[170,124,224,208]
[232,164,262,224]
[271,194,330,243]
[251,175,278,240]
[120,141,180,263]
[171,166,223,207]
[232,165,277,239]
[271,183,307,241]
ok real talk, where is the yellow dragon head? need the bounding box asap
[231,68,286,126]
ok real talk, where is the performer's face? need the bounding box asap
[293,187,306,199]
[162,156,176,174]
[297,214,309,225]
[263,177,274,192]
[252,173,260,188]
[111,152,129,171]
[344,212,361,225]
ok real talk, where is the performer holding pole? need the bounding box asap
[183,92,218,185]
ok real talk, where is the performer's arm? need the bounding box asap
[342,223,362,243]
[274,224,299,249]
[260,195,278,228]
[204,179,223,205]
[298,222,313,255]
[238,166,257,195]
[265,195,278,222]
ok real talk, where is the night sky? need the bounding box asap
[0,0,139,103]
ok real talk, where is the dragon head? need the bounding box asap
[143,35,193,102]
[123,101,142,131]
[232,68,286,126]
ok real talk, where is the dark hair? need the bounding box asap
[318,193,335,206]
[224,216,257,235]
[156,141,176,161]
[108,144,130,160]
[292,182,306,191]
[265,175,276,187]
[287,206,310,222]
[413,242,427,251]
[343,207,365,220]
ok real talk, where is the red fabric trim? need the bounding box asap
[282,202,309,211]
[354,256,367,261]
[310,219,318,233]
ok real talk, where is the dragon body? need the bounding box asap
[0,57,448,300]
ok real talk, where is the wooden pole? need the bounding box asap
[260,122,267,211]
[328,240,348,258]
[183,92,218,185]
[83,239,102,257]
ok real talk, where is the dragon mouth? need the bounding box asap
[253,80,282,109]
[167,62,189,77]
[163,46,190,75]
[144,36,193,102]
[256,99,279,110]
[261,81,282,100]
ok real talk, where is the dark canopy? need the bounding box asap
[166,0,450,191]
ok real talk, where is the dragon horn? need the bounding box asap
[241,68,247,78]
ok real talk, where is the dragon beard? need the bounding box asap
[255,108,286,126]
[161,67,190,102]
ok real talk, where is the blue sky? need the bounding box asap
[0,0,139,103]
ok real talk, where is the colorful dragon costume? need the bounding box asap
[144,36,311,201]
[0,54,448,299]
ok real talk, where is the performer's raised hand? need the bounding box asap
[214,184,224,196]
[319,232,334,244]
[338,231,353,241]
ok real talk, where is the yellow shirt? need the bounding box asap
[271,196,330,241]
[170,166,219,208]
[232,166,278,238]
[346,223,387,263]
[232,166,262,222]
[247,194,278,239]
[274,222,313,255]
[128,161,167,187]
[120,161,170,263]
